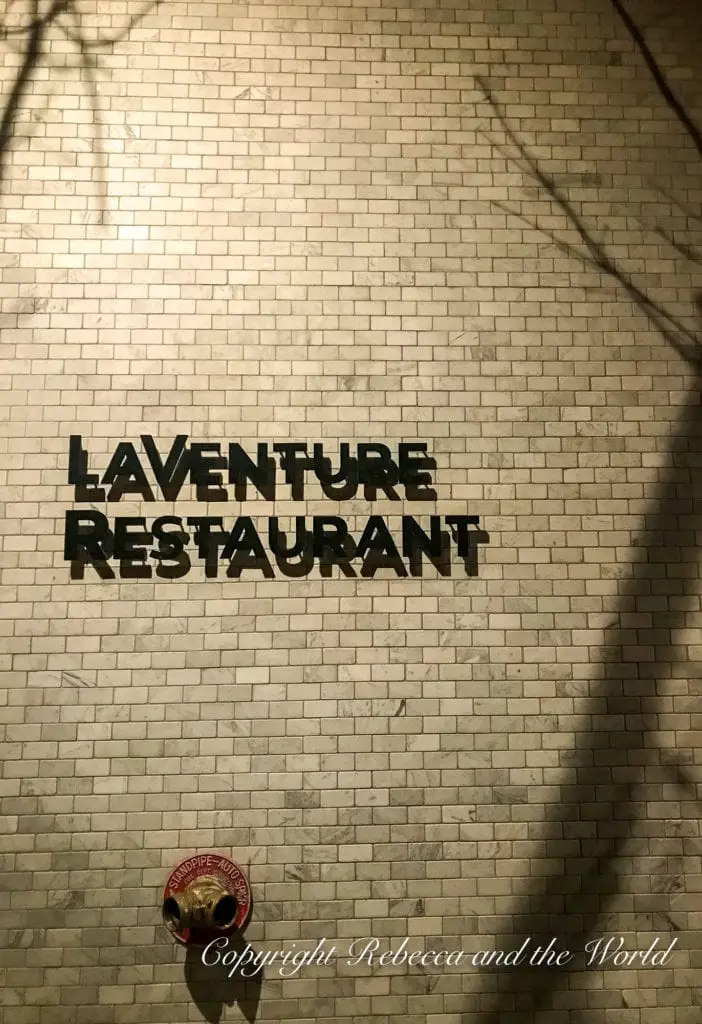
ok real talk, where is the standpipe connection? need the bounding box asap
[162,875,239,936]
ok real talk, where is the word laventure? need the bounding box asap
[64,435,489,580]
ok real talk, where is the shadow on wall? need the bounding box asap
[0,0,162,214]
[465,358,702,1021]
[185,934,263,1024]
[465,0,702,1016]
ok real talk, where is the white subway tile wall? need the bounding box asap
[1,0,702,1020]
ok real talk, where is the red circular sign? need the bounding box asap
[163,853,252,946]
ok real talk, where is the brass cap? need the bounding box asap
[163,876,239,935]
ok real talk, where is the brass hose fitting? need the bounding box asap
[162,875,239,936]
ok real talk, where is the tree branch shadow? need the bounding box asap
[463,279,702,1019]
[646,221,702,267]
[475,74,702,369]
[466,0,702,1016]
[609,0,702,159]
[0,0,163,213]
[652,184,702,228]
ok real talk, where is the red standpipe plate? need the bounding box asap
[163,853,252,946]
